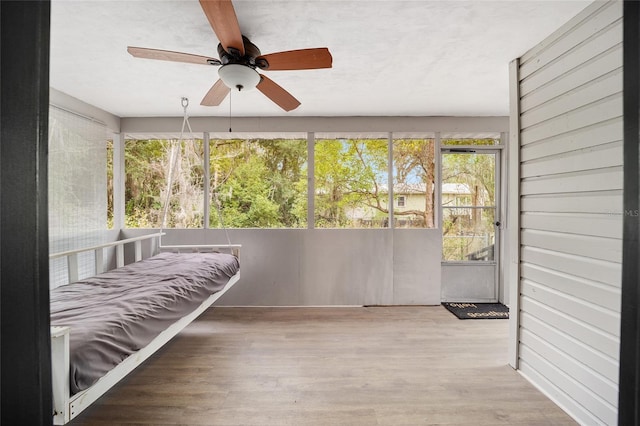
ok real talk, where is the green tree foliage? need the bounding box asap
[122,136,438,230]
[256,138,307,227]
[124,139,166,227]
[124,139,205,228]
[314,138,436,228]
[215,153,282,228]
[123,137,308,229]
[314,138,389,228]
[106,140,114,229]
[210,138,307,229]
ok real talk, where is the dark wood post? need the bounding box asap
[620,1,640,424]
[0,1,53,424]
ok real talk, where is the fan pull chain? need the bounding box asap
[228,90,232,132]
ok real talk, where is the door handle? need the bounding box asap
[495,221,501,227]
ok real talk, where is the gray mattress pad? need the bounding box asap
[50,251,240,394]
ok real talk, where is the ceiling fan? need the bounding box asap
[127,0,333,112]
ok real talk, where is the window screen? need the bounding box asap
[48,106,108,287]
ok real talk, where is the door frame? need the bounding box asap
[439,143,504,303]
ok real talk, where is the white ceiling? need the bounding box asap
[50,0,591,118]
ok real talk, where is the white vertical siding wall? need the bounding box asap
[513,1,622,424]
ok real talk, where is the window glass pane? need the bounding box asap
[442,152,496,208]
[441,152,496,261]
[442,207,495,261]
[107,140,114,229]
[209,137,307,228]
[125,139,204,228]
[393,138,435,228]
[315,137,388,228]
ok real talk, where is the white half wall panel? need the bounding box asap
[392,229,442,305]
[122,228,442,306]
[510,1,622,425]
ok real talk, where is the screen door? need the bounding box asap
[440,149,500,302]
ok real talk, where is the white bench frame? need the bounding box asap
[50,234,241,424]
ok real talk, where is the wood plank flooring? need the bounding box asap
[71,306,577,425]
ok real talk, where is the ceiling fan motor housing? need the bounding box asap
[217,36,269,69]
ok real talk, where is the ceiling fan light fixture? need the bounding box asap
[218,64,260,91]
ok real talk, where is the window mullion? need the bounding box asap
[307,132,315,229]
[388,132,394,229]
[203,132,210,229]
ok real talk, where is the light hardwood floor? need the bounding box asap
[71,306,577,425]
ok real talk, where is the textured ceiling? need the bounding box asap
[50,0,591,118]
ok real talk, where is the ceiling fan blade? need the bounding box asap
[258,48,332,71]
[256,75,301,112]
[127,46,220,66]
[201,79,231,106]
[199,0,244,56]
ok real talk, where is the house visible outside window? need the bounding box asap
[392,137,436,228]
[121,133,497,231]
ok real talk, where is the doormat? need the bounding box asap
[442,302,509,319]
